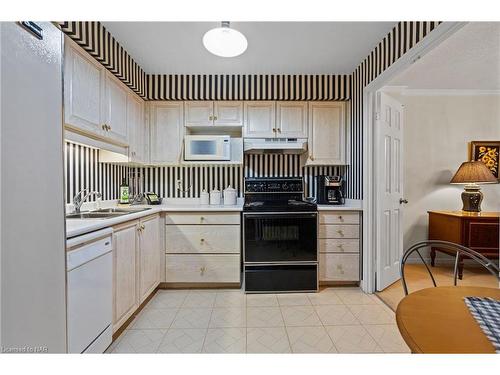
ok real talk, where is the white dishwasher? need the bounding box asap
[66,228,113,353]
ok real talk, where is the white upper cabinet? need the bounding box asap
[150,102,183,164]
[276,102,308,138]
[307,102,346,165]
[185,101,213,127]
[103,73,128,144]
[213,101,243,126]
[64,39,105,136]
[127,94,148,164]
[243,101,276,138]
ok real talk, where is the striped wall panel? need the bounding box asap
[147,74,351,101]
[59,22,147,98]
[64,141,128,203]
[347,21,442,200]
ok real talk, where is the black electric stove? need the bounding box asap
[243,177,318,293]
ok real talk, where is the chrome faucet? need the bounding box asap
[73,189,102,213]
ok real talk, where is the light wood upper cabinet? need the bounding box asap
[150,102,183,164]
[214,101,243,126]
[307,102,346,165]
[127,94,148,164]
[103,73,128,144]
[113,221,138,331]
[138,215,161,303]
[185,101,213,127]
[64,39,105,136]
[243,101,276,138]
[276,102,308,138]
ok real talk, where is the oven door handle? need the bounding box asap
[243,213,318,220]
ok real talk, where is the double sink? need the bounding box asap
[66,207,151,219]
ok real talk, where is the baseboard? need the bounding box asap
[159,282,241,289]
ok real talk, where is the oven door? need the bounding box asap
[244,212,317,263]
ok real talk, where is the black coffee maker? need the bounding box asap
[316,175,345,205]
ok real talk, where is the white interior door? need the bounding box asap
[376,92,405,291]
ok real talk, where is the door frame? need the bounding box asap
[360,22,467,293]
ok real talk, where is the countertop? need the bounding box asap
[317,199,363,211]
[66,198,244,239]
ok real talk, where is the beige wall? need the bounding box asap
[399,94,500,255]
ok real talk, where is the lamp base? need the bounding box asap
[461,184,483,212]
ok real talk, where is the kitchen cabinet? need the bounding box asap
[138,215,161,303]
[64,37,129,147]
[243,101,276,138]
[165,212,241,284]
[127,94,148,164]
[318,211,360,282]
[150,102,183,164]
[64,38,106,137]
[113,214,161,332]
[113,221,138,331]
[185,101,243,127]
[103,73,128,144]
[307,102,347,165]
[276,102,308,138]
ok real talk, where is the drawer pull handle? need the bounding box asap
[337,230,344,236]
[337,244,343,249]
[200,266,206,275]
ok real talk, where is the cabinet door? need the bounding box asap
[150,102,183,164]
[127,94,147,163]
[243,101,276,138]
[185,101,213,127]
[214,101,243,126]
[113,223,139,331]
[138,215,161,303]
[64,40,105,135]
[308,102,346,165]
[277,102,307,138]
[104,73,128,144]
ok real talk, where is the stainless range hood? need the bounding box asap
[244,138,308,154]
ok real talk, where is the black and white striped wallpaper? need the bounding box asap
[347,21,441,199]
[64,142,345,203]
[147,74,350,101]
[62,21,443,202]
[59,22,147,98]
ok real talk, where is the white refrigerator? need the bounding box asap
[0,22,67,353]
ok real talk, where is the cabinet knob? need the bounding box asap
[102,124,106,130]
[338,215,343,221]
[200,238,205,242]
[107,125,111,131]
[209,115,213,121]
[213,116,218,120]
[272,128,277,132]
[337,229,344,237]
[277,128,281,133]
[200,216,205,221]
[337,244,344,249]
[310,155,314,161]
[200,266,206,275]
[141,224,145,230]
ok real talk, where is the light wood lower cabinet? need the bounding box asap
[113,214,161,332]
[166,254,240,283]
[165,212,241,284]
[319,211,361,282]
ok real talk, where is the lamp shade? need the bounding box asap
[450,161,497,184]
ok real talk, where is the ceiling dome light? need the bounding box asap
[203,21,248,58]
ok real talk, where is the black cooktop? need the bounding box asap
[244,199,317,212]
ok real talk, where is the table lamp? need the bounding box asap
[450,161,497,212]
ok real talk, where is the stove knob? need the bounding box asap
[282,183,289,191]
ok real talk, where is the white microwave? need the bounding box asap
[184,135,231,161]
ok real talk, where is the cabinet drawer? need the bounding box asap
[319,211,360,225]
[319,224,359,239]
[165,254,240,283]
[165,212,240,225]
[467,222,499,250]
[319,238,359,253]
[166,225,240,254]
[319,253,359,281]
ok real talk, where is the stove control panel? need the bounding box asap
[245,178,304,193]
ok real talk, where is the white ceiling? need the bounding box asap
[389,22,500,90]
[102,22,396,74]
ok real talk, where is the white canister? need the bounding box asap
[209,189,221,205]
[200,190,209,205]
[223,186,237,206]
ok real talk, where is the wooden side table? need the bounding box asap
[428,211,499,279]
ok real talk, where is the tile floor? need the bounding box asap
[108,287,410,354]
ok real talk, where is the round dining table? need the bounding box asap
[396,286,500,353]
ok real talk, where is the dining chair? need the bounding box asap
[400,240,500,295]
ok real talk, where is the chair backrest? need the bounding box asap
[400,240,500,295]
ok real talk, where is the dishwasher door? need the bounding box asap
[67,229,113,353]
